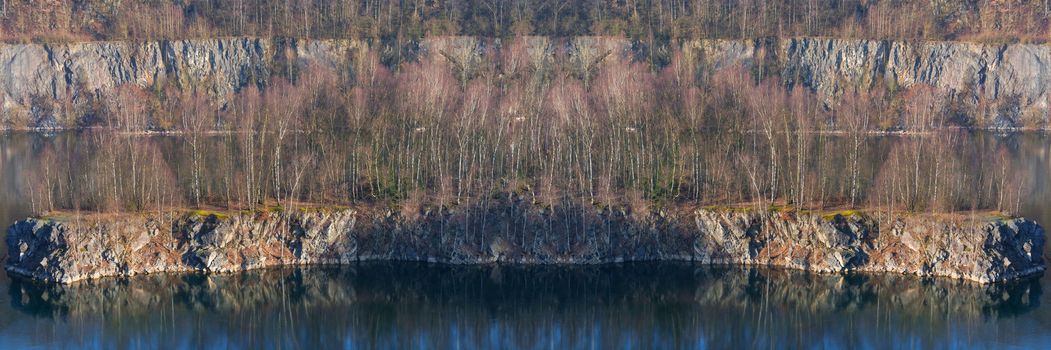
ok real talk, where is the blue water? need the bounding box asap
[1,131,1051,349]
[0,263,1048,349]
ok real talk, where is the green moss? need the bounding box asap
[35,213,68,223]
[240,204,354,216]
[700,205,757,213]
[188,210,231,220]
[989,212,1017,222]
[696,205,867,221]
[821,210,861,221]
[296,205,351,213]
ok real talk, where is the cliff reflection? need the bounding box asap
[5,263,1043,348]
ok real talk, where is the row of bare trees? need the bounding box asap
[22,37,1029,217]
[22,120,1027,217]
[3,1,1050,43]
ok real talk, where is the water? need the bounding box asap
[0,264,1047,349]
[1,131,1051,349]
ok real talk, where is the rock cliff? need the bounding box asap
[690,38,1051,127]
[0,38,364,128]
[2,37,1050,129]
[4,205,1044,284]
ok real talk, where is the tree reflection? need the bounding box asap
[4,263,1044,348]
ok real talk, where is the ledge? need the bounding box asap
[5,205,1045,284]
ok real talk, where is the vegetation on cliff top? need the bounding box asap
[15,35,1030,219]
[3,0,1049,44]
[4,1,1037,221]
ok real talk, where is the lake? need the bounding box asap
[1,131,1050,349]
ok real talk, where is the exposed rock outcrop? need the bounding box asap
[2,37,1050,128]
[4,205,1044,284]
[0,38,365,128]
[690,38,1051,127]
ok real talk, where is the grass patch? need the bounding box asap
[296,205,352,213]
[188,209,231,220]
[820,210,861,221]
[249,204,355,215]
[700,204,797,214]
[700,205,756,213]
[768,204,796,213]
[987,212,1017,222]
[34,213,69,222]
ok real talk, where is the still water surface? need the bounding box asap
[0,131,1050,349]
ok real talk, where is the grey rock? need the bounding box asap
[0,38,365,128]
[4,206,1044,284]
[689,38,1051,127]
[3,37,1050,128]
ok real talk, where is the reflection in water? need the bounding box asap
[2,263,1046,349]
[3,132,1051,348]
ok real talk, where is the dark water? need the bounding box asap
[1,264,1048,349]
[1,132,1051,349]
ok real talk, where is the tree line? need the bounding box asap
[21,37,1030,217]
[23,37,1047,132]
[3,1,1049,44]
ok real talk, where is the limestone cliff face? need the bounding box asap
[1,37,1049,128]
[0,38,364,128]
[688,38,1051,127]
[4,206,1044,284]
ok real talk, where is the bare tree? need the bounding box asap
[180,89,211,208]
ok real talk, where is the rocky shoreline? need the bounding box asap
[4,205,1046,284]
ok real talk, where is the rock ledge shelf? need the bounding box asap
[4,207,1045,284]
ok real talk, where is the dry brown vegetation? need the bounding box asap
[21,36,1029,219]
[1,0,1049,44]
